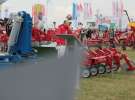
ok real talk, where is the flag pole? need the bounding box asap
[46,0,49,27]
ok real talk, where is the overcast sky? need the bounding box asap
[2,0,135,24]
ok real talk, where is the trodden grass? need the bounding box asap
[75,48,135,100]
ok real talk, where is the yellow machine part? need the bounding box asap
[128,22,135,28]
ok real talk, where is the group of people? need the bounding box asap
[34,16,135,50]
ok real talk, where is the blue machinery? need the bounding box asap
[0,11,35,63]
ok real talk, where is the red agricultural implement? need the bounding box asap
[121,32,135,48]
[0,33,8,52]
[0,26,80,51]
[52,33,135,79]
[0,28,67,52]
[83,29,135,50]
[81,48,135,78]
[54,34,135,78]
[32,28,66,46]
[83,30,116,47]
[112,30,135,50]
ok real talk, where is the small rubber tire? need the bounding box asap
[90,66,98,76]
[112,64,119,71]
[81,68,90,78]
[98,65,106,74]
[105,66,111,73]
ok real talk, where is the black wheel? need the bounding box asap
[90,66,98,76]
[81,68,90,78]
[105,65,111,73]
[112,64,119,71]
[98,64,106,74]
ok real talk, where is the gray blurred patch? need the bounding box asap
[0,45,83,100]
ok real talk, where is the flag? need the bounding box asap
[119,0,124,16]
[72,0,78,28]
[88,2,92,17]
[112,0,124,16]
[32,4,46,26]
[32,4,45,16]
[83,2,92,19]
[116,0,119,16]
[77,3,83,12]
[72,3,78,20]
[112,0,116,16]
[83,3,88,18]
[77,0,83,12]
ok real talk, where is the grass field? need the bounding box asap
[76,48,135,100]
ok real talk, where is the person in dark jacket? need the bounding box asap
[86,29,92,39]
